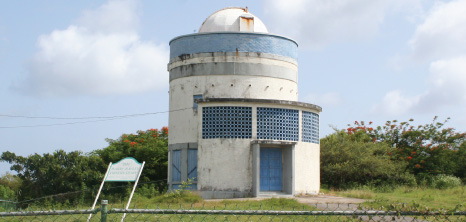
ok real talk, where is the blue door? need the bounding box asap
[260,148,282,191]
[188,149,198,181]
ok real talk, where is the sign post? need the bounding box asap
[87,157,144,222]
[120,161,145,222]
[87,163,112,221]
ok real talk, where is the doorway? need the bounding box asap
[260,148,282,191]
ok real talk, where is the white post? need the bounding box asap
[87,162,112,222]
[121,161,145,222]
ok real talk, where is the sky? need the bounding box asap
[1,0,466,173]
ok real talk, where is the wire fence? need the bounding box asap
[0,179,168,210]
[1,200,465,221]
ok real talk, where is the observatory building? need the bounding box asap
[167,7,322,199]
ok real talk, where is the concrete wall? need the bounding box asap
[168,52,298,82]
[197,139,253,198]
[294,142,320,194]
[194,101,320,197]
[168,76,298,144]
[168,33,299,146]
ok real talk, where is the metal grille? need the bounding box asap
[202,106,252,139]
[302,111,319,144]
[257,108,299,141]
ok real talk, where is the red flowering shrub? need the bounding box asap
[94,127,169,192]
[344,117,466,180]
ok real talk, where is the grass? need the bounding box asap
[2,193,318,222]
[4,189,466,221]
[109,192,315,211]
[330,186,466,211]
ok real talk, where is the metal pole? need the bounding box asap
[88,163,112,221]
[100,200,108,222]
[121,161,145,222]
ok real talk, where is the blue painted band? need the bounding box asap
[169,32,298,60]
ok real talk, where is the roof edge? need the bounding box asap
[195,98,322,112]
[169,32,298,46]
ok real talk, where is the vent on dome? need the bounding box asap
[240,15,254,32]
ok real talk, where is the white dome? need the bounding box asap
[199,7,268,33]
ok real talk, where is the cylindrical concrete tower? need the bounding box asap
[168,7,321,199]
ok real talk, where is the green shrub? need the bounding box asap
[152,178,202,204]
[321,130,411,189]
[135,184,163,198]
[0,185,16,200]
[433,174,462,189]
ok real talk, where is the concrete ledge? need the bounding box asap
[170,32,298,47]
[169,62,297,82]
[168,51,298,66]
[196,98,322,112]
[168,143,198,150]
[251,140,297,145]
[199,191,253,199]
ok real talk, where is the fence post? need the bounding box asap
[101,200,108,222]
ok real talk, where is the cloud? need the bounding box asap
[374,0,466,116]
[262,0,421,49]
[303,92,342,108]
[409,0,466,62]
[372,56,466,115]
[15,0,168,96]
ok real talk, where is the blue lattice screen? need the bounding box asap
[257,108,299,141]
[302,111,319,144]
[202,106,252,139]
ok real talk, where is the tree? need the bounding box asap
[345,117,466,179]
[93,127,168,192]
[0,127,170,205]
[1,150,105,204]
[0,172,22,200]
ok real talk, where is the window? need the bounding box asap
[170,148,198,190]
[302,111,319,144]
[257,108,299,141]
[193,95,203,110]
[202,106,252,139]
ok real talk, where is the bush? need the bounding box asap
[321,130,411,189]
[433,174,462,189]
[0,185,16,200]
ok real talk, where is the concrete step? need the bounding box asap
[258,192,294,198]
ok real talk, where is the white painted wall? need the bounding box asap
[197,139,252,192]
[194,102,320,195]
[168,75,298,144]
[294,142,320,194]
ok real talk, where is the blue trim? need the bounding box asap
[172,150,181,182]
[170,33,298,60]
